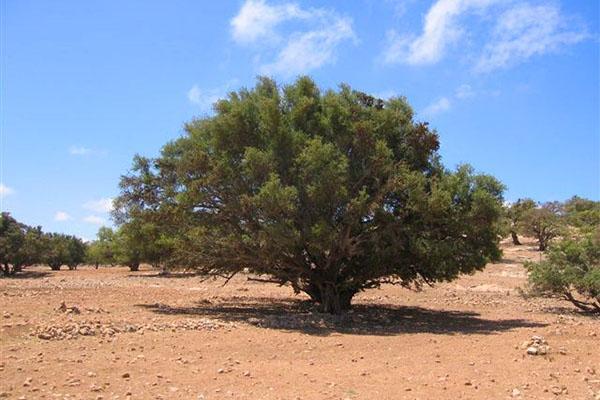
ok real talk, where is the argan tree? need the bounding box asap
[0,213,44,276]
[506,198,536,245]
[86,227,117,268]
[114,77,505,313]
[526,230,599,313]
[521,202,564,251]
[44,233,86,271]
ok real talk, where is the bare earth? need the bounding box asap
[1,239,599,400]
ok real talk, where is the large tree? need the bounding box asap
[114,77,505,313]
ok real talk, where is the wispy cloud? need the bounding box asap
[383,0,498,65]
[475,3,588,72]
[0,183,14,198]
[382,0,588,72]
[231,0,355,77]
[83,198,113,213]
[54,211,72,222]
[69,146,92,156]
[422,97,451,117]
[83,215,105,225]
[69,145,106,157]
[455,84,475,99]
[187,80,239,111]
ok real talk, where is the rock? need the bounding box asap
[511,388,521,397]
[121,373,130,379]
[527,346,539,355]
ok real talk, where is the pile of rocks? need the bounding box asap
[522,335,550,356]
[31,318,227,340]
[56,301,80,314]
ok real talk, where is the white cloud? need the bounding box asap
[83,215,105,225]
[384,0,498,65]
[187,80,239,111]
[455,84,475,99]
[261,17,355,76]
[422,97,451,116]
[475,4,588,72]
[382,0,587,71]
[231,0,355,76]
[83,198,113,213]
[0,183,14,198]
[69,146,92,156]
[54,211,72,222]
[231,0,309,44]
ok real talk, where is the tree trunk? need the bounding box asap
[510,230,521,245]
[305,281,356,314]
[129,263,140,272]
[49,264,61,271]
[538,238,546,251]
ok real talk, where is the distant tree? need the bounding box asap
[0,213,44,276]
[114,77,506,313]
[112,220,174,272]
[521,202,564,251]
[506,198,536,245]
[65,236,86,270]
[563,196,600,232]
[45,233,85,271]
[86,227,117,268]
[526,230,599,313]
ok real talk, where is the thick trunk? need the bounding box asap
[538,238,547,251]
[510,231,521,245]
[304,281,356,314]
[49,264,61,271]
[129,263,140,272]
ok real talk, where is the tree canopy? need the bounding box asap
[114,77,506,313]
[526,229,600,313]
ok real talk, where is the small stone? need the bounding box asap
[512,388,521,397]
[121,373,130,379]
[527,346,539,355]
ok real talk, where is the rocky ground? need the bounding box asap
[0,239,598,399]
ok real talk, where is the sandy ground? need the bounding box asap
[1,239,598,400]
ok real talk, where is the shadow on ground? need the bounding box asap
[137,296,546,337]
[0,270,53,280]
[127,272,201,279]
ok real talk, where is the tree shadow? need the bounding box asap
[541,305,600,319]
[127,272,201,279]
[0,270,53,279]
[137,296,546,337]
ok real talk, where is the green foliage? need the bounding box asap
[526,230,600,313]
[563,196,600,232]
[86,227,117,268]
[520,202,564,251]
[44,233,86,271]
[504,198,536,245]
[0,212,45,275]
[114,77,506,313]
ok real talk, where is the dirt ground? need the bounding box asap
[1,239,598,400]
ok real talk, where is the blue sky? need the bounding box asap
[1,0,598,240]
